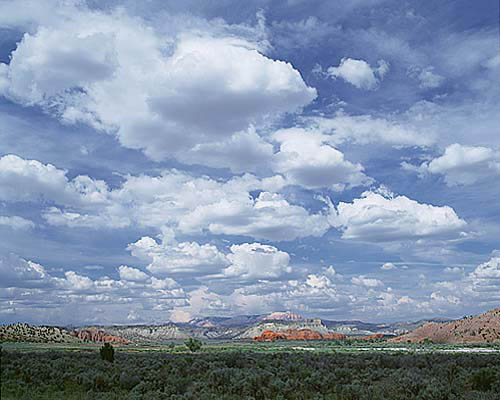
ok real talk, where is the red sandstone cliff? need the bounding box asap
[253,330,288,341]
[71,328,130,344]
[253,329,346,341]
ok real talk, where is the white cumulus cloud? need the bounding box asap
[470,257,500,280]
[327,58,389,90]
[223,243,292,280]
[272,128,373,190]
[118,265,150,282]
[0,154,72,203]
[177,191,330,241]
[329,189,467,242]
[1,154,330,241]
[128,232,229,276]
[403,143,500,186]
[306,274,333,289]
[0,254,49,288]
[0,8,316,171]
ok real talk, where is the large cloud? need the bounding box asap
[145,36,316,140]
[128,231,293,282]
[0,8,316,170]
[0,154,130,228]
[329,188,467,242]
[0,154,112,207]
[118,265,150,282]
[0,0,78,29]
[223,243,292,280]
[469,257,500,282]
[0,154,73,203]
[272,128,372,190]
[0,254,50,288]
[4,28,117,105]
[177,129,274,173]
[128,233,229,276]
[403,143,500,186]
[178,191,330,241]
[113,170,329,241]
[1,154,331,240]
[462,255,500,306]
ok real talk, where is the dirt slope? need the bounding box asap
[389,308,500,344]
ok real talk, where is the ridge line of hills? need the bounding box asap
[1,308,499,345]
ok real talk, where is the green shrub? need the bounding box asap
[470,367,497,391]
[184,338,202,352]
[100,342,114,363]
[3,346,500,399]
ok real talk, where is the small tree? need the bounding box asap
[184,337,202,352]
[100,342,114,363]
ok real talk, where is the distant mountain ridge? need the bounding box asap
[4,309,493,344]
[52,311,455,343]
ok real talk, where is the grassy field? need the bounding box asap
[2,340,500,399]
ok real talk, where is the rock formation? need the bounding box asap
[105,324,189,343]
[253,330,288,341]
[0,323,76,343]
[356,333,385,341]
[70,328,130,344]
[263,311,304,321]
[323,332,349,340]
[253,329,346,341]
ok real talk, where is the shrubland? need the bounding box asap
[1,346,500,399]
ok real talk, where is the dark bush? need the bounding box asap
[99,342,114,363]
[470,367,498,391]
[184,338,202,352]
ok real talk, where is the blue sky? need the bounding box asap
[0,0,499,325]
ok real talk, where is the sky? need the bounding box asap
[0,0,499,325]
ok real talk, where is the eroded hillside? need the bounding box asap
[390,308,500,344]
